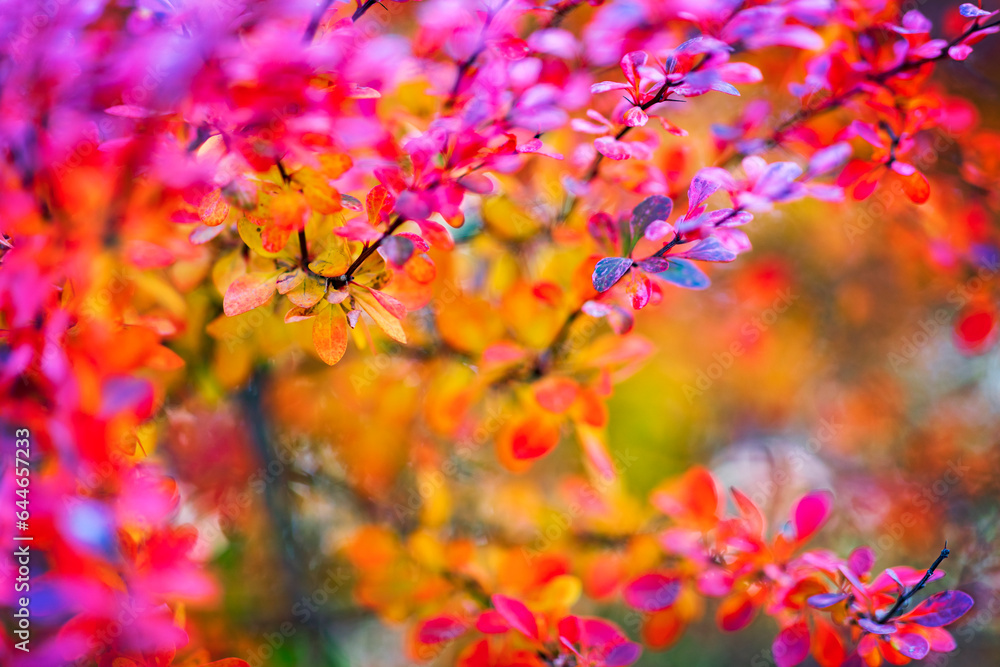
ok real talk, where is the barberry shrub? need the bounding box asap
[1,0,998,666]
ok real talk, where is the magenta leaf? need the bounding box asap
[492,594,539,639]
[792,490,833,542]
[772,622,810,667]
[848,546,877,577]
[656,258,711,290]
[604,641,642,667]
[593,257,634,292]
[891,633,930,659]
[623,573,681,611]
[678,237,737,262]
[858,618,897,635]
[807,593,849,609]
[907,591,974,627]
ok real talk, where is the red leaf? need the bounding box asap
[491,595,538,640]
[475,610,509,634]
[899,170,930,204]
[623,573,681,612]
[417,615,467,644]
[954,307,998,354]
[717,591,755,631]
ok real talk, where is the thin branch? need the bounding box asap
[876,543,950,624]
[297,228,310,270]
[352,0,380,22]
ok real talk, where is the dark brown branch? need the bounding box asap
[876,543,950,624]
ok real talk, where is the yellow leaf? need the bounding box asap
[312,304,348,365]
[482,196,541,241]
[297,167,341,215]
[286,274,326,308]
[238,215,289,259]
[308,236,352,277]
[352,286,407,343]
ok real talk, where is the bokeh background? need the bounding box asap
[125,2,1000,665]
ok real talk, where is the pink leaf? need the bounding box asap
[223,274,277,317]
[949,44,973,61]
[622,573,681,611]
[792,490,833,542]
[594,136,632,160]
[891,633,930,660]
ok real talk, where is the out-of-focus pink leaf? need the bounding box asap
[622,573,681,611]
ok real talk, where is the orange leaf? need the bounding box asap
[198,189,230,226]
[899,170,930,204]
[312,305,348,365]
[642,608,684,650]
[811,617,847,667]
[223,273,277,316]
[366,184,395,226]
[271,191,308,231]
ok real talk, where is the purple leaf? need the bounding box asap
[808,142,853,176]
[808,593,849,609]
[907,591,975,627]
[687,174,720,218]
[960,3,993,18]
[637,257,670,273]
[378,235,415,266]
[679,237,738,262]
[858,618,897,634]
[623,574,681,611]
[656,258,710,290]
[592,257,634,292]
[891,633,930,660]
[604,641,642,667]
[631,195,673,243]
[753,162,804,200]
